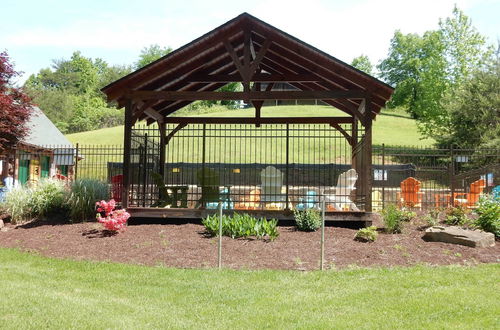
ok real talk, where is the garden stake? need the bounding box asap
[218,200,223,269]
[320,197,325,271]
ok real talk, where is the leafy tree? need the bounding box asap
[439,6,488,84]
[378,7,490,143]
[0,51,34,152]
[135,44,172,69]
[378,30,448,121]
[25,51,129,133]
[351,55,373,75]
[438,48,500,148]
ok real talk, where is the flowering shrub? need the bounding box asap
[96,199,130,232]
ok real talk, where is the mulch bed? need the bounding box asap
[1,216,498,270]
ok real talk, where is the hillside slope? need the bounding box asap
[66,105,434,146]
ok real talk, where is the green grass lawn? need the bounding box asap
[1,248,498,329]
[67,105,435,147]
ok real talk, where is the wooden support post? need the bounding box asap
[122,98,133,208]
[363,120,373,212]
[159,123,166,178]
[382,143,386,209]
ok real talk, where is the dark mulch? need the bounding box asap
[0,216,498,270]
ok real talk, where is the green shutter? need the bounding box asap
[60,165,68,176]
[41,156,50,178]
[18,160,30,184]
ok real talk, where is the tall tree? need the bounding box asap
[351,55,373,75]
[0,51,34,152]
[378,7,490,142]
[378,30,448,121]
[438,47,500,148]
[439,6,488,84]
[135,44,172,69]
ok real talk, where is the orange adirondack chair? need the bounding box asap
[453,179,485,208]
[397,177,423,208]
[234,189,260,210]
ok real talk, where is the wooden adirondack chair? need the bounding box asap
[234,189,260,210]
[325,169,359,211]
[453,179,486,208]
[397,177,423,208]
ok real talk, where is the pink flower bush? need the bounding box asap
[96,199,130,232]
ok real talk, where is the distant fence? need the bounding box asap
[4,143,499,210]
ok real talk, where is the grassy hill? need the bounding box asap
[66,105,434,147]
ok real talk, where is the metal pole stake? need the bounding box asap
[218,200,223,269]
[320,197,326,271]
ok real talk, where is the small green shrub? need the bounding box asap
[67,179,109,221]
[474,195,500,238]
[2,186,33,224]
[381,204,406,233]
[423,208,441,227]
[400,209,417,222]
[293,209,322,232]
[29,179,67,217]
[444,205,470,226]
[355,226,378,242]
[202,212,279,240]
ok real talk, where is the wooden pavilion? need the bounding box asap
[101,13,394,224]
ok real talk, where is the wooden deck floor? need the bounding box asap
[127,207,376,226]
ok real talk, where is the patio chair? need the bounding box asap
[196,168,233,209]
[261,166,286,210]
[325,169,359,211]
[150,172,173,207]
[397,177,423,208]
[493,185,500,199]
[453,179,486,208]
[295,190,319,210]
[234,189,260,210]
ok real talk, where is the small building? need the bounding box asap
[101,13,394,223]
[0,107,75,186]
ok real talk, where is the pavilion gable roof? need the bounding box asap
[102,13,394,123]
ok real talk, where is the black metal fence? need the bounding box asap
[3,130,498,212]
[371,145,499,210]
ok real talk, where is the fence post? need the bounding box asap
[450,145,455,206]
[218,201,223,269]
[285,123,290,210]
[320,197,325,271]
[74,143,79,181]
[142,134,148,207]
[382,143,385,209]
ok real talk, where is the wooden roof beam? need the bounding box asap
[163,117,353,125]
[129,90,368,101]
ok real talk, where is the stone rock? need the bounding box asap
[0,219,3,229]
[423,226,495,248]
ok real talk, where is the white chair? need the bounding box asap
[260,166,285,207]
[325,169,359,211]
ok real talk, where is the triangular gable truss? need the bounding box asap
[102,13,394,126]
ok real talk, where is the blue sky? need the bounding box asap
[2,0,499,84]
